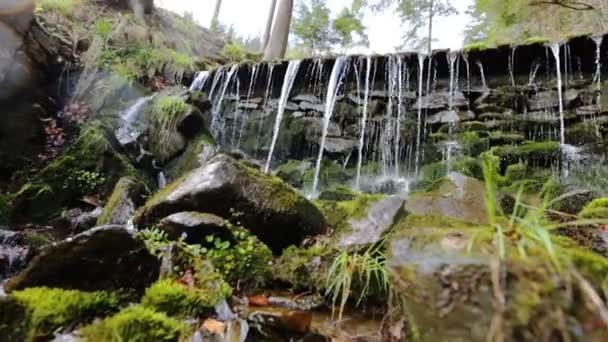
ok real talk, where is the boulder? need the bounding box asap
[323,137,357,154]
[134,155,327,252]
[157,212,233,244]
[5,225,159,293]
[97,177,147,226]
[405,172,488,225]
[299,101,325,113]
[337,196,404,247]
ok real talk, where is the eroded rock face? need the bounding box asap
[135,155,327,252]
[5,225,159,293]
[405,172,488,225]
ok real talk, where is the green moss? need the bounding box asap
[148,95,190,162]
[504,163,529,183]
[165,133,215,181]
[460,132,490,156]
[37,0,80,17]
[275,160,309,188]
[9,288,121,341]
[315,192,384,236]
[463,41,490,52]
[303,159,349,188]
[489,132,525,146]
[579,198,608,219]
[525,36,550,45]
[141,279,220,317]
[461,121,487,132]
[491,141,561,170]
[81,305,187,342]
[273,245,334,291]
[97,177,146,226]
[566,123,601,145]
[222,43,247,63]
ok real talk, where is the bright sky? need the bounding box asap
[157,0,473,53]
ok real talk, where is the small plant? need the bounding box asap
[222,43,246,63]
[63,170,106,195]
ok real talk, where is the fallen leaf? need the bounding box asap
[202,318,226,335]
[248,294,270,307]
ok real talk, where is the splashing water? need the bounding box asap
[211,64,239,140]
[550,43,566,145]
[355,56,372,190]
[264,60,302,173]
[415,53,425,176]
[393,56,405,176]
[311,57,348,196]
[115,95,155,145]
[237,65,260,148]
[189,71,210,92]
[477,61,487,90]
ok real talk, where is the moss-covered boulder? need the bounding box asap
[97,177,147,226]
[388,215,608,341]
[5,225,159,293]
[10,126,142,223]
[405,172,489,225]
[275,160,311,188]
[164,133,217,182]
[0,287,121,342]
[134,154,327,252]
[579,198,608,219]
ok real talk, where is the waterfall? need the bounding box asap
[509,48,516,87]
[211,64,239,140]
[528,62,541,86]
[594,36,603,88]
[477,61,488,90]
[550,43,566,145]
[463,53,470,91]
[208,68,224,100]
[393,56,405,176]
[355,56,372,190]
[115,95,155,145]
[189,71,210,92]
[256,64,276,153]
[415,54,425,176]
[264,60,302,173]
[311,57,348,196]
[237,65,260,148]
[448,51,458,110]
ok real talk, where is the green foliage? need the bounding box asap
[63,170,106,196]
[81,305,187,342]
[94,18,114,40]
[332,4,368,49]
[11,287,121,341]
[222,43,247,63]
[579,198,608,219]
[292,0,334,52]
[141,279,223,317]
[201,228,273,286]
[37,0,80,17]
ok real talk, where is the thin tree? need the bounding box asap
[263,0,279,50]
[263,0,294,61]
[210,0,222,32]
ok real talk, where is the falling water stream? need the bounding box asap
[115,95,155,145]
[189,71,210,92]
[355,56,372,190]
[264,60,302,173]
[311,57,348,196]
[414,54,425,176]
[211,64,239,140]
[550,43,566,145]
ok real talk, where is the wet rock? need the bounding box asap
[97,177,146,226]
[275,160,312,188]
[337,196,404,247]
[0,229,32,280]
[528,91,559,111]
[4,225,159,293]
[165,134,218,181]
[60,207,103,233]
[299,101,325,113]
[293,94,321,103]
[134,155,327,252]
[323,137,357,154]
[414,91,467,111]
[157,212,233,244]
[293,117,341,137]
[405,172,488,225]
[427,110,461,124]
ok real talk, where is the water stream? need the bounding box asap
[311,57,348,196]
[115,95,155,145]
[211,64,239,140]
[189,71,210,92]
[355,56,372,190]
[264,60,302,173]
[550,43,566,145]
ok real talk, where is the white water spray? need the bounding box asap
[115,95,155,145]
[550,43,566,145]
[189,71,210,92]
[264,60,302,173]
[414,54,425,176]
[211,64,239,139]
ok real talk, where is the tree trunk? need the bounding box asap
[263,0,293,61]
[210,0,223,32]
[262,0,279,50]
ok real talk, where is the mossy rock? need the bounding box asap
[579,198,608,219]
[134,154,327,253]
[406,172,489,225]
[80,305,187,342]
[272,245,334,291]
[10,125,143,223]
[488,132,525,147]
[164,133,216,182]
[275,160,311,188]
[317,185,357,201]
[0,287,121,342]
[303,159,350,189]
[5,225,159,293]
[566,122,602,145]
[141,278,228,318]
[460,132,490,157]
[388,215,608,341]
[491,141,561,171]
[97,177,148,226]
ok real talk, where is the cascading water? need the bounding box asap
[393,56,405,176]
[211,64,239,140]
[550,43,566,145]
[311,57,348,196]
[355,56,372,190]
[414,53,425,176]
[448,51,458,110]
[115,95,155,145]
[509,48,516,87]
[230,78,241,147]
[237,65,260,148]
[189,71,210,92]
[264,60,302,173]
[256,64,276,153]
[477,61,488,90]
